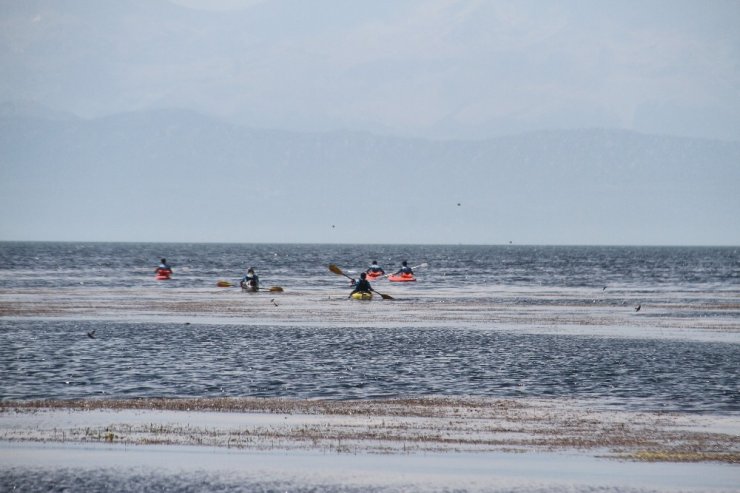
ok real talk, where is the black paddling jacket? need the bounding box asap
[353,279,372,292]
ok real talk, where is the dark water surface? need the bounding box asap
[1,243,739,413]
[2,319,738,412]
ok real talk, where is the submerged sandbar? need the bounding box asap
[2,396,737,463]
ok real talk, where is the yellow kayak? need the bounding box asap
[351,291,373,300]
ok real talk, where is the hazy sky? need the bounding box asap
[1,0,739,245]
[2,0,739,140]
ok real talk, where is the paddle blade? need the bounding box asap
[216,280,233,287]
[378,292,394,300]
[328,264,344,276]
[268,286,284,292]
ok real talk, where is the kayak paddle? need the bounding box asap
[329,263,353,280]
[216,280,283,292]
[245,285,284,292]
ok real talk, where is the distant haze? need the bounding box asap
[1,1,738,245]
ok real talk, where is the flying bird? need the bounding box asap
[87,330,96,339]
[635,304,641,312]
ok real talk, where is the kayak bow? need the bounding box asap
[388,273,416,282]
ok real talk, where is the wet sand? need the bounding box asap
[2,397,738,461]
[2,284,739,341]
[1,397,739,491]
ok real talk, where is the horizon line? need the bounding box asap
[0,240,737,249]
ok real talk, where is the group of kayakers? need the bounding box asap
[349,261,414,298]
[155,258,414,298]
[363,260,414,277]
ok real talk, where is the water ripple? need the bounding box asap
[1,320,737,413]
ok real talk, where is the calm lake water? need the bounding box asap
[1,242,738,412]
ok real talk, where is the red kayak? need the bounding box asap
[155,269,171,280]
[388,273,416,282]
[366,271,384,280]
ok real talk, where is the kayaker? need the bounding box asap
[349,272,373,298]
[366,261,385,276]
[240,267,260,292]
[393,261,414,276]
[155,258,172,275]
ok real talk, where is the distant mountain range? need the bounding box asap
[1,105,738,244]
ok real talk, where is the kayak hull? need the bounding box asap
[366,271,384,280]
[351,291,373,300]
[155,274,171,280]
[388,274,416,282]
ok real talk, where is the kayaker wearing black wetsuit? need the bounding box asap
[393,261,413,276]
[349,272,373,297]
[240,267,259,292]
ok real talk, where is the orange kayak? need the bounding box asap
[388,273,416,282]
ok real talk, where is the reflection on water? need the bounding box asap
[0,467,392,493]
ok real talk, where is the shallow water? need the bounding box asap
[2,443,739,493]
[1,243,738,413]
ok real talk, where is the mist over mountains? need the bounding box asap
[2,0,739,141]
[1,105,738,245]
